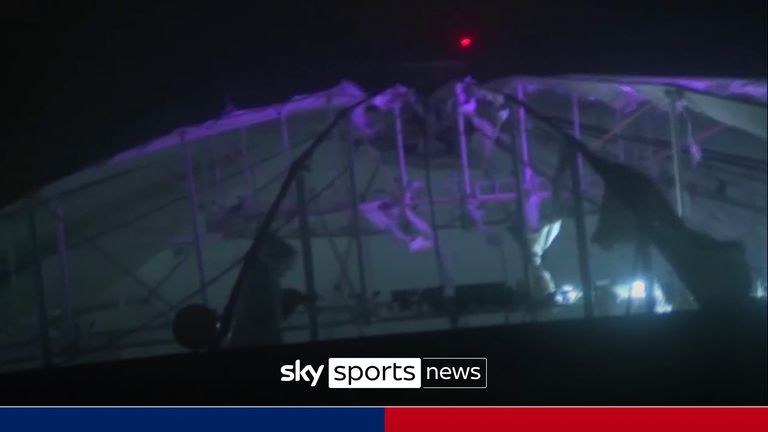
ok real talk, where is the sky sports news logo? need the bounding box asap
[280,358,487,389]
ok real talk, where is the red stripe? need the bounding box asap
[385,408,768,432]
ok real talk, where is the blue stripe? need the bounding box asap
[0,408,384,432]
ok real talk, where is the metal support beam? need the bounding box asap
[666,89,685,217]
[180,131,209,306]
[570,97,595,318]
[572,96,585,184]
[238,128,255,197]
[340,107,370,324]
[279,109,295,208]
[53,202,73,331]
[616,110,626,163]
[46,204,176,309]
[198,138,212,211]
[319,218,356,291]
[592,104,651,153]
[422,101,455,318]
[454,85,472,196]
[279,108,292,157]
[89,242,176,309]
[509,106,533,308]
[295,175,320,341]
[393,106,409,190]
[212,146,222,204]
[26,203,52,367]
[516,83,533,188]
[282,114,319,341]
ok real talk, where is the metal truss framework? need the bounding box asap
[1,77,765,370]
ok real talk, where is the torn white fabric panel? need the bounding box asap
[528,219,562,266]
[683,91,767,140]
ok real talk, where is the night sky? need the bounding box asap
[1,1,766,207]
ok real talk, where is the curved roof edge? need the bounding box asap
[5,75,765,214]
[108,80,367,165]
[486,76,767,140]
[22,81,368,207]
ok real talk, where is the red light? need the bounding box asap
[459,37,472,48]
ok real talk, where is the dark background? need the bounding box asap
[0,306,765,405]
[1,1,767,207]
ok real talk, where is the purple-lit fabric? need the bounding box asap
[108,81,367,165]
[28,75,766,210]
[485,76,767,139]
[351,85,415,138]
[103,76,767,169]
[358,180,434,253]
[578,76,767,103]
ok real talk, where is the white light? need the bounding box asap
[754,279,766,299]
[611,280,673,314]
[630,280,647,299]
[554,284,581,305]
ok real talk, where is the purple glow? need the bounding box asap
[454,82,473,195]
[359,181,434,253]
[515,83,533,189]
[109,81,367,165]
